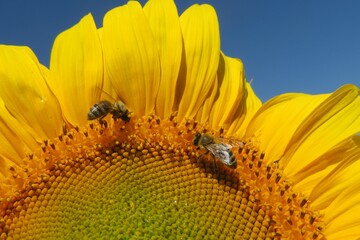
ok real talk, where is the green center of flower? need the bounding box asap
[0,115,324,239]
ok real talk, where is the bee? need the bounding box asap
[193,132,239,169]
[87,100,130,122]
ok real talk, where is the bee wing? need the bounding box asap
[91,86,123,104]
[218,137,244,148]
[213,142,232,150]
[98,87,118,103]
[206,143,234,166]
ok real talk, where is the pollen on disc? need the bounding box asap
[0,115,324,239]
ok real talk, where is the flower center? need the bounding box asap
[0,114,324,239]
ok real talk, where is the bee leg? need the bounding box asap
[195,149,208,170]
[111,111,119,122]
[121,110,131,123]
[195,153,205,167]
[98,116,107,128]
[212,156,220,180]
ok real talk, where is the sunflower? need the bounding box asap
[0,0,360,239]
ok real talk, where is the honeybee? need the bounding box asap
[193,132,239,168]
[87,100,130,122]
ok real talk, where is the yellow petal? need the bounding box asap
[195,75,219,123]
[206,54,246,131]
[292,136,360,209]
[144,0,182,118]
[103,1,161,115]
[283,84,360,176]
[49,13,103,126]
[323,179,360,239]
[0,98,39,179]
[0,99,38,156]
[97,27,118,100]
[228,80,262,137]
[0,138,21,179]
[245,92,329,163]
[176,4,220,119]
[0,45,63,141]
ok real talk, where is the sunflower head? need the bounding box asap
[0,0,360,239]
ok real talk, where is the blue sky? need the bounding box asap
[1,1,359,102]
